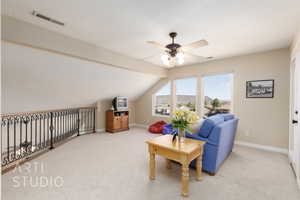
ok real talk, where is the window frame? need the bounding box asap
[151,72,234,119]
[152,81,172,117]
[174,76,198,113]
[200,72,234,117]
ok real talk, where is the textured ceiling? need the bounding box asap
[2,0,300,67]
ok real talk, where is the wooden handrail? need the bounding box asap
[0,106,97,118]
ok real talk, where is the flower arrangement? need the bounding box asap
[171,109,199,142]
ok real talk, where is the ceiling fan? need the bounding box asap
[147,32,209,67]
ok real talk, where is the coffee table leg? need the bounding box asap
[181,162,189,197]
[196,155,203,181]
[149,152,155,180]
[196,147,204,181]
[166,159,172,169]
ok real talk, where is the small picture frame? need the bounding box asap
[246,80,274,98]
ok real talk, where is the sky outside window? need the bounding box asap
[156,75,232,100]
[176,78,197,95]
[203,74,233,100]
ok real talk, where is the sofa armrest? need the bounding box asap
[185,133,220,146]
[185,133,208,141]
[208,118,239,146]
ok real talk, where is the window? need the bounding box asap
[153,82,171,116]
[202,73,233,117]
[175,77,197,111]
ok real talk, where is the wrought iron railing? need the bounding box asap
[1,106,96,169]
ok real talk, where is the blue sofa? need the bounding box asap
[163,114,239,175]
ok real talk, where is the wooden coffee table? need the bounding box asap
[146,135,205,197]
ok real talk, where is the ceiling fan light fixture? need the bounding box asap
[169,57,176,66]
[177,57,184,65]
[161,54,170,65]
[176,52,184,59]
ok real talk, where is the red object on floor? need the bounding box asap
[148,121,167,134]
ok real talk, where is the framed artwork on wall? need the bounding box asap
[246,79,274,98]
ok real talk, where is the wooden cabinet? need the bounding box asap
[121,115,128,128]
[106,110,129,133]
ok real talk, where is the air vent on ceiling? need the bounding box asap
[32,10,65,26]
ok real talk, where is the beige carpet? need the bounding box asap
[2,128,300,200]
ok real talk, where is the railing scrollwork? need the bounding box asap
[1,106,96,168]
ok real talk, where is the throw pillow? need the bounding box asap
[190,119,205,134]
[198,115,225,137]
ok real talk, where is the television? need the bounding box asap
[112,97,128,111]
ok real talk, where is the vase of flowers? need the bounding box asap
[178,128,185,143]
[171,109,199,144]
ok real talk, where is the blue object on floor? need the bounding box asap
[162,124,177,135]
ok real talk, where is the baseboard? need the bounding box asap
[95,128,105,133]
[235,140,288,155]
[80,130,94,135]
[133,124,148,129]
[95,124,145,133]
[129,123,137,128]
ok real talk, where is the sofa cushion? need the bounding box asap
[220,114,234,121]
[198,115,225,138]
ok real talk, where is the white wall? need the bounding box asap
[136,49,290,149]
[1,41,159,119]
[135,78,171,125]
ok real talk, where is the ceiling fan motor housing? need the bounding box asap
[166,43,181,57]
[166,32,181,57]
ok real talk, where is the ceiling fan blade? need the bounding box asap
[184,52,207,60]
[146,41,168,51]
[181,40,208,52]
[141,54,160,60]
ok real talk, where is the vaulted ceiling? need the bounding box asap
[2,0,300,67]
[1,41,159,113]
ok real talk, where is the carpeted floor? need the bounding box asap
[2,128,300,200]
